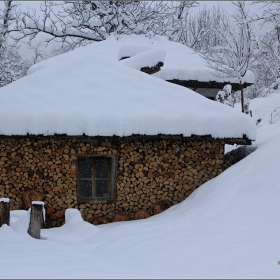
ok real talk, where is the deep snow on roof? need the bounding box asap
[0,34,256,139]
[115,35,255,84]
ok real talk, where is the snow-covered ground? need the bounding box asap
[1,91,280,278]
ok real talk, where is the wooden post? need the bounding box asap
[28,201,44,239]
[240,82,245,113]
[0,198,10,227]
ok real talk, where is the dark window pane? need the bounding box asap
[78,157,92,178]
[79,180,92,197]
[96,180,108,197]
[96,158,109,178]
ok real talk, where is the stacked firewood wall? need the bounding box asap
[0,136,225,227]
[116,139,224,215]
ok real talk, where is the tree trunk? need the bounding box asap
[0,200,10,226]
[28,202,44,239]
[240,82,245,113]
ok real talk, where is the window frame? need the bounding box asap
[77,155,117,204]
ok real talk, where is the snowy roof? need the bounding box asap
[0,34,256,140]
[117,35,255,84]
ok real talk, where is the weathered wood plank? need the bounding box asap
[28,201,44,239]
[0,198,10,226]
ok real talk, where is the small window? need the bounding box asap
[77,156,116,204]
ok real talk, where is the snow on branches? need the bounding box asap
[12,1,199,53]
[216,84,234,107]
[200,1,255,113]
[0,1,25,87]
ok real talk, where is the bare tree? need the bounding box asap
[251,1,280,82]
[0,1,25,87]
[176,5,225,51]
[12,1,199,53]
[200,1,255,113]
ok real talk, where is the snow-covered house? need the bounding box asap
[118,35,255,100]
[0,35,256,227]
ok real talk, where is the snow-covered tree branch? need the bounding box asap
[177,5,224,51]
[12,1,199,53]
[0,1,25,87]
[252,2,280,81]
[200,1,255,113]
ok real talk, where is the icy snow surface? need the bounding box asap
[0,34,255,139]
[1,91,280,278]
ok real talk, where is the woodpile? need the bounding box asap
[115,138,225,218]
[0,135,225,227]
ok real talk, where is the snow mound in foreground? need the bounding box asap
[41,208,99,242]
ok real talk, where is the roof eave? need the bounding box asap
[166,79,254,91]
[0,133,253,145]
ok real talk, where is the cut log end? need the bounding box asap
[153,200,172,215]
[23,189,43,208]
[92,217,110,226]
[133,209,151,220]
[112,211,130,222]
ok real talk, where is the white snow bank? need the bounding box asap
[0,197,9,202]
[249,92,280,126]
[118,44,153,60]
[65,208,84,224]
[0,224,24,241]
[9,209,31,236]
[41,209,99,242]
[0,34,256,140]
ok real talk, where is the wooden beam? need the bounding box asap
[0,198,10,226]
[166,79,253,91]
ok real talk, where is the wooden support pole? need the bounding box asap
[28,201,44,239]
[0,198,10,227]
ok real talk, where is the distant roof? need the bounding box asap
[0,34,256,140]
[116,35,255,85]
